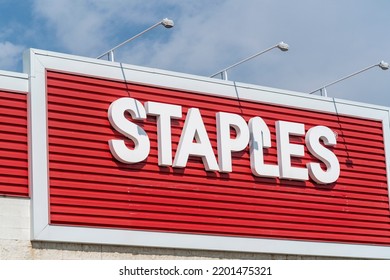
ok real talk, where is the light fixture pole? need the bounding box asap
[210,42,289,80]
[97,18,174,62]
[309,61,389,96]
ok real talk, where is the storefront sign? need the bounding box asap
[26,49,390,259]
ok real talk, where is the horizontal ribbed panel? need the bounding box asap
[0,90,28,197]
[46,71,390,245]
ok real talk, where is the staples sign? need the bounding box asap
[108,97,340,184]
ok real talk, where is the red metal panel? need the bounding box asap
[0,91,28,197]
[46,70,390,246]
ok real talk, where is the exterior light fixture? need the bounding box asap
[210,41,289,80]
[97,18,174,62]
[309,61,389,97]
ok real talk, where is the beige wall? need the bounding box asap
[0,197,347,260]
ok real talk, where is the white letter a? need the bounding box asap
[173,108,219,171]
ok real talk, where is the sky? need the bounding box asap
[0,0,389,107]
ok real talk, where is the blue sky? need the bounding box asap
[1,0,389,106]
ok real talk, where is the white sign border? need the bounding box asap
[0,70,28,94]
[25,48,390,259]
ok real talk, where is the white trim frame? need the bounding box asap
[0,70,28,94]
[25,48,390,259]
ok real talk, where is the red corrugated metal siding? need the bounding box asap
[0,90,28,197]
[46,70,390,245]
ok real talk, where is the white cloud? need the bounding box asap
[0,41,24,71]
[33,0,110,55]
[32,0,178,56]
[29,0,390,106]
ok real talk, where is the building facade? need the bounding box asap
[1,49,390,259]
